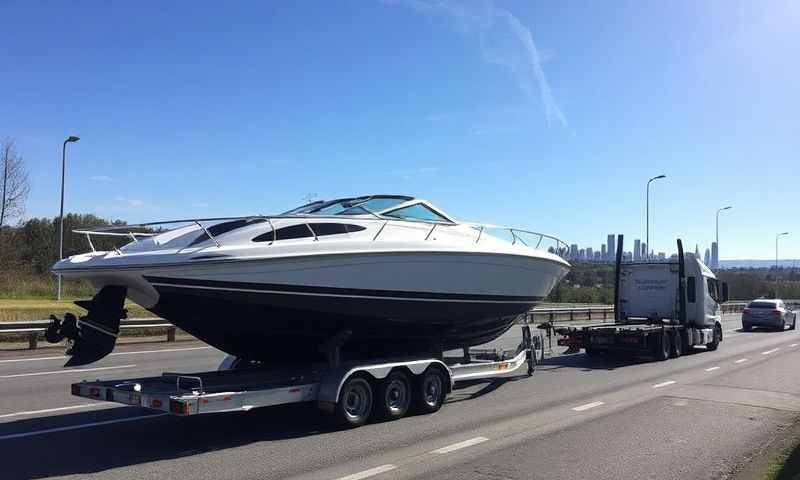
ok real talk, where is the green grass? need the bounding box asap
[0,299,156,322]
[763,438,800,480]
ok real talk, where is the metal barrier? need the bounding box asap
[0,318,177,350]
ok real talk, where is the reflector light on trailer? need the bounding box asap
[151,399,162,409]
[170,399,190,415]
[89,387,100,398]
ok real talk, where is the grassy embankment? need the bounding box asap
[0,275,155,321]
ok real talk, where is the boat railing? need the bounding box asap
[72,214,569,258]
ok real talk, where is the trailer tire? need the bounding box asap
[335,375,373,428]
[414,367,446,415]
[376,370,411,421]
[707,323,722,351]
[653,330,669,361]
[670,330,683,358]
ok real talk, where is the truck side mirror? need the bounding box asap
[722,282,729,303]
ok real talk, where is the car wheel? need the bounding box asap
[742,323,751,332]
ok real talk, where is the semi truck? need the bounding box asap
[556,235,728,360]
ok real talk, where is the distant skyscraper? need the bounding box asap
[594,251,601,261]
[711,242,719,268]
[570,244,579,259]
[704,248,711,266]
[634,239,641,261]
[579,248,586,261]
[601,244,607,259]
[607,235,616,260]
[658,252,666,261]
[586,247,593,261]
[642,242,647,261]
[695,244,700,258]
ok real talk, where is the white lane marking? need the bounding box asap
[571,401,605,412]
[336,465,397,480]
[0,413,167,441]
[705,366,720,372]
[762,348,779,355]
[0,364,136,379]
[430,436,490,454]
[653,381,676,388]
[0,403,107,419]
[0,346,212,364]
[791,344,798,348]
[734,358,748,364]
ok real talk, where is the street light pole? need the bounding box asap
[775,232,789,298]
[58,136,80,301]
[646,174,666,260]
[715,206,732,269]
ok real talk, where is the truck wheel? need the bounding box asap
[779,320,786,331]
[670,330,682,358]
[414,367,446,414]
[707,324,722,351]
[335,375,373,428]
[791,318,797,330]
[653,330,669,361]
[376,370,411,420]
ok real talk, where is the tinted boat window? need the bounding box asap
[189,218,266,246]
[252,223,365,242]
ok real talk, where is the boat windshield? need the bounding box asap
[281,196,411,216]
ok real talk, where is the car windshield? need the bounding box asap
[748,301,778,309]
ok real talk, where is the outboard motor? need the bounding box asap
[45,286,127,367]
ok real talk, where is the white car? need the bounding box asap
[742,299,797,331]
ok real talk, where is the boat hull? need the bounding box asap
[59,251,568,363]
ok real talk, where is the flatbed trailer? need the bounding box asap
[71,324,542,427]
[555,236,726,361]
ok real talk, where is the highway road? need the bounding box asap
[1,313,799,480]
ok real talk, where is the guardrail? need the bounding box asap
[0,318,178,350]
[1,301,795,351]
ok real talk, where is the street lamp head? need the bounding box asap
[722,206,732,210]
[654,174,666,179]
[779,232,790,236]
[66,136,80,143]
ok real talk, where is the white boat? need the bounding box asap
[47,195,570,366]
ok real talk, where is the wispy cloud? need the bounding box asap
[89,175,113,182]
[385,0,567,126]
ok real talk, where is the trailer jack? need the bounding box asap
[45,286,127,367]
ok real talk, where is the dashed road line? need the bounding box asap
[762,348,779,355]
[705,366,720,372]
[790,344,798,348]
[653,381,676,388]
[0,346,212,364]
[0,364,136,379]
[0,413,167,441]
[734,358,748,364]
[336,465,397,480]
[430,436,490,454]
[0,403,107,419]
[571,401,605,412]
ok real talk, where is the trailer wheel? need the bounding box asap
[707,323,722,351]
[376,370,411,420]
[653,330,669,361]
[414,367,446,414]
[335,375,373,428]
[670,330,682,358]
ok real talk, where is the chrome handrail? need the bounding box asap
[71,214,570,259]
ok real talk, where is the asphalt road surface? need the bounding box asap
[2,313,799,480]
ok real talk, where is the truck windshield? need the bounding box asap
[706,278,719,303]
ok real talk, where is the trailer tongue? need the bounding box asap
[556,236,727,360]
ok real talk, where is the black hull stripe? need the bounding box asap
[144,276,542,303]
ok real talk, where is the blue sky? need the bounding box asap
[2,0,798,259]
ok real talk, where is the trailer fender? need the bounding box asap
[317,359,452,410]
